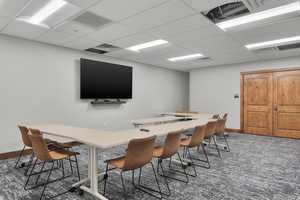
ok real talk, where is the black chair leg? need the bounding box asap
[35,161,46,185]
[177,153,189,182]
[39,161,55,200]
[212,136,222,158]
[103,163,109,196]
[150,162,163,199]
[24,158,38,190]
[74,155,81,181]
[201,144,211,169]
[157,159,171,196]
[120,171,127,199]
[24,153,34,176]
[61,160,65,178]
[15,146,26,168]
[223,133,230,152]
[68,157,74,175]
[186,148,197,177]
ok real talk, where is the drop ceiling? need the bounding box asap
[1,0,300,71]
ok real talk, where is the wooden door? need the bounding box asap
[243,73,273,135]
[273,70,300,138]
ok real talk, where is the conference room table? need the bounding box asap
[161,112,215,119]
[29,118,212,200]
[130,116,185,127]
[134,113,227,150]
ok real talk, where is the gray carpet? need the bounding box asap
[0,133,300,200]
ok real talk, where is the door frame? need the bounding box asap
[240,67,300,133]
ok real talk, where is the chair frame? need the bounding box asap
[102,135,163,199]
[24,132,81,200]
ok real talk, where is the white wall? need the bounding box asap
[190,57,300,129]
[0,35,189,153]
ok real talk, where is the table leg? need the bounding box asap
[71,146,108,200]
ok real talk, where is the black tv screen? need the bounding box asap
[80,58,132,99]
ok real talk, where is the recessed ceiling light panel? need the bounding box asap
[126,39,169,52]
[168,53,205,62]
[17,0,81,28]
[245,36,300,50]
[217,2,300,31]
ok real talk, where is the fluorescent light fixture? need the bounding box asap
[17,0,69,28]
[217,1,300,31]
[30,0,67,24]
[168,53,205,62]
[127,39,168,52]
[245,35,300,50]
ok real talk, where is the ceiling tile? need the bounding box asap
[109,33,157,48]
[1,20,47,40]
[55,21,96,37]
[0,0,30,18]
[183,0,231,12]
[145,45,195,59]
[119,0,196,32]
[35,31,79,46]
[167,28,229,48]
[230,18,300,45]
[148,14,213,38]
[63,37,100,50]
[66,0,102,9]
[0,17,11,31]
[89,0,168,21]
[87,23,137,42]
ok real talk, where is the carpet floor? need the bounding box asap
[0,133,299,200]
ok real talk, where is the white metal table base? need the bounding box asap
[71,146,108,200]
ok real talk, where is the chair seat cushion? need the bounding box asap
[105,156,126,169]
[153,146,164,158]
[49,149,79,160]
[180,138,191,146]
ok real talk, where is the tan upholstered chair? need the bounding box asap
[215,119,230,152]
[212,114,220,119]
[103,135,162,199]
[153,130,188,196]
[25,132,80,200]
[15,126,59,170]
[180,125,209,175]
[205,121,222,158]
[223,113,228,120]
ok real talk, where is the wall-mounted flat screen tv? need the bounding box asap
[80,58,132,99]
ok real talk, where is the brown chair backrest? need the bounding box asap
[123,135,156,171]
[205,121,218,138]
[215,119,226,134]
[223,113,228,120]
[161,130,184,159]
[29,128,42,135]
[28,129,52,161]
[188,125,207,148]
[18,126,32,147]
[176,111,199,114]
[212,114,220,119]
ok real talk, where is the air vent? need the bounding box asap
[85,43,122,55]
[278,42,300,51]
[203,1,250,23]
[252,43,300,54]
[85,48,107,54]
[73,12,112,29]
[96,43,122,52]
